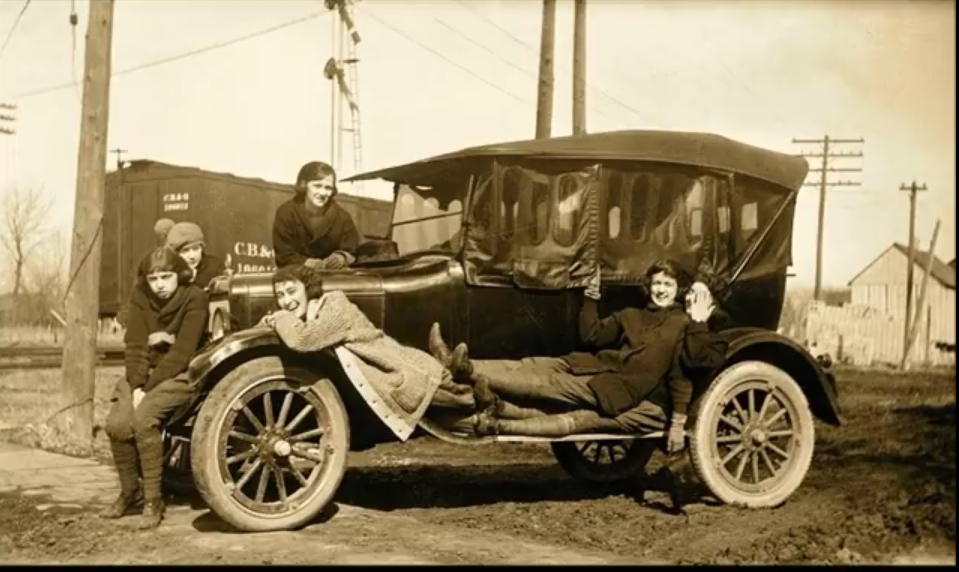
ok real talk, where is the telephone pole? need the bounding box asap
[58,0,115,449]
[572,0,587,136]
[793,135,864,300]
[535,0,556,139]
[0,102,15,135]
[899,180,927,359]
[324,0,363,186]
[110,147,126,170]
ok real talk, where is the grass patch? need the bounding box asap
[0,367,123,460]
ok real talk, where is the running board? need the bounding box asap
[417,418,664,445]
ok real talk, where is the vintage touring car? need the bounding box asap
[161,130,841,532]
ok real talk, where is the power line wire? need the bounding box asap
[0,0,31,62]
[5,10,328,100]
[433,17,620,123]
[453,0,649,124]
[355,4,525,104]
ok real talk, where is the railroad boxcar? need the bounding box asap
[98,159,393,318]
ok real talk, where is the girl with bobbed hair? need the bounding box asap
[100,246,210,529]
[271,160,361,271]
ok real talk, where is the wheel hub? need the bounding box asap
[742,423,768,452]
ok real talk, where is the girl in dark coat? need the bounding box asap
[100,247,210,529]
[272,161,360,270]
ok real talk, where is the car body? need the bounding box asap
[169,130,841,532]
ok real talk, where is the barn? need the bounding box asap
[847,242,957,349]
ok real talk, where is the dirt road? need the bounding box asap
[1,367,955,564]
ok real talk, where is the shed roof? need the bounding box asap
[847,243,956,289]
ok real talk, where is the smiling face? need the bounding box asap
[304,175,335,210]
[274,278,309,320]
[147,270,178,300]
[648,271,680,308]
[179,244,203,269]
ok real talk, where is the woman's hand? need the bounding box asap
[666,413,687,454]
[686,281,716,323]
[323,252,349,270]
[132,388,146,410]
[258,312,277,329]
[147,331,176,347]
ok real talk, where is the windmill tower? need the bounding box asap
[324,0,364,194]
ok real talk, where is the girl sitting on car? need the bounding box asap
[429,259,729,451]
[101,247,210,529]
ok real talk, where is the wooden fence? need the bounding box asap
[802,300,955,368]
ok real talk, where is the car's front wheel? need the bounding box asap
[689,360,815,508]
[190,355,350,532]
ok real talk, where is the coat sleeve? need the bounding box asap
[123,303,151,390]
[578,297,623,349]
[145,290,210,391]
[680,321,729,372]
[273,204,308,268]
[271,292,354,352]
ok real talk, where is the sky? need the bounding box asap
[0,0,955,291]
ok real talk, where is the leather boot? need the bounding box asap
[101,438,143,519]
[450,343,474,380]
[138,497,165,529]
[428,323,454,368]
[471,374,500,413]
[99,488,143,519]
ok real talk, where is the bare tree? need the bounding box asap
[23,230,69,326]
[0,187,52,321]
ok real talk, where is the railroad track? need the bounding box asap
[0,346,125,371]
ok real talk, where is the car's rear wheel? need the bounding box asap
[551,439,658,483]
[689,360,815,508]
[190,355,350,532]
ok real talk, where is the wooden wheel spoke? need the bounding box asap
[721,414,744,432]
[285,404,315,433]
[226,449,256,465]
[751,450,760,484]
[289,462,310,487]
[229,430,257,443]
[757,390,772,422]
[716,434,742,444]
[730,397,748,424]
[242,406,266,434]
[263,392,275,428]
[748,389,757,422]
[289,427,325,442]
[591,444,602,464]
[235,459,263,490]
[760,449,777,476]
[764,407,787,428]
[766,441,790,459]
[734,450,750,481]
[768,429,794,438]
[255,464,270,502]
[721,444,744,465]
[276,393,294,428]
[275,467,288,501]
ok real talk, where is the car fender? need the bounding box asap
[718,327,842,426]
[186,327,285,391]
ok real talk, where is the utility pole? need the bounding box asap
[535,0,556,139]
[110,147,126,170]
[793,135,864,301]
[901,219,940,370]
[0,102,15,135]
[899,180,927,360]
[58,0,115,449]
[572,0,587,136]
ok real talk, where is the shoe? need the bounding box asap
[472,375,500,413]
[473,410,499,436]
[138,498,165,529]
[99,489,143,519]
[450,343,475,382]
[428,323,454,368]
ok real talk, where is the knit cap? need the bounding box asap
[154,218,175,242]
[165,221,205,252]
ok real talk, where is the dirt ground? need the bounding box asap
[0,365,955,564]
